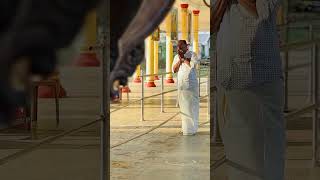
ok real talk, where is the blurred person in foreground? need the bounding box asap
[172,40,200,136]
[212,0,285,179]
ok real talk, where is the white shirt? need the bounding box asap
[172,51,199,88]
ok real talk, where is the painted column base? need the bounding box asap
[74,52,100,67]
[165,78,175,84]
[133,78,142,83]
[145,81,156,87]
[121,86,131,93]
[38,85,67,98]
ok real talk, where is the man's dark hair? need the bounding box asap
[177,40,187,48]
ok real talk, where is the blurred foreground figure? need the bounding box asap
[110,0,144,102]
[172,40,200,136]
[0,0,175,126]
[212,0,285,179]
[0,0,100,126]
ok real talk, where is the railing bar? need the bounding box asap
[286,62,311,71]
[281,40,320,52]
[277,21,320,29]
[140,65,209,78]
[284,104,317,121]
[141,70,144,121]
[161,74,164,113]
[312,43,319,166]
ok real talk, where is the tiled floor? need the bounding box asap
[0,68,210,180]
[0,67,319,180]
[212,140,320,180]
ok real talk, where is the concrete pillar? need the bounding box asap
[180,4,189,41]
[154,40,160,80]
[165,12,174,84]
[192,10,200,55]
[133,65,142,83]
[74,10,100,67]
[145,36,156,87]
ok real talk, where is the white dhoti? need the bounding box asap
[172,51,200,135]
[178,81,199,135]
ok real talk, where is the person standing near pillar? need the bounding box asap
[212,0,285,180]
[173,3,190,108]
[172,40,200,136]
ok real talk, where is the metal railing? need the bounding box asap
[278,23,320,30]
[280,23,319,111]
[139,71,170,121]
[137,64,210,121]
[0,65,210,176]
[281,40,320,167]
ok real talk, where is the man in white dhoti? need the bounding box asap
[172,40,200,136]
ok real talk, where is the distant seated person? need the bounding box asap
[172,40,200,136]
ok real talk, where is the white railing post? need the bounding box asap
[206,66,209,96]
[198,65,201,97]
[207,67,210,119]
[97,1,109,179]
[161,74,164,113]
[284,53,289,112]
[309,24,314,104]
[312,43,319,167]
[141,70,144,121]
